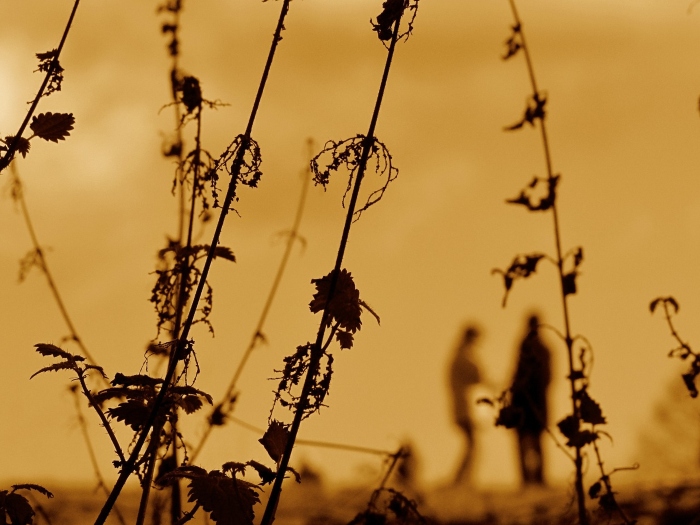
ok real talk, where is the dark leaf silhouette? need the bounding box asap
[188,470,260,525]
[311,135,398,220]
[336,330,354,350]
[9,487,52,500]
[492,253,546,307]
[682,372,698,398]
[0,492,34,525]
[179,75,202,114]
[2,136,30,159]
[578,389,606,425]
[34,343,82,361]
[495,405,523,429]
[505,93,547,131]
[35,49,64,98]
[589,481,602,499]
[108,399,152,431]
[562,272,578,296]
[506,175,559,212]
[259,420,289,464]
[502,23,522,60]
[247,461,275,485]
[649,295,678,314]
[371,0,406,41]
[309,269,363,334]
[29,112,74,143]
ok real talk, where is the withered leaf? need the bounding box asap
[259,420,289,464]
[1,492,34,525]
[309,269,362,333]
[34,343,82,361]
[336,330,354,350]
[247,460,275,485]
[579,390,606,425]
[29,112,74,143]
[562,272,578,296]
[588,481,602,499]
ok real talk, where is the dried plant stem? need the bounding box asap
[0,0,81,173]
[260,12,405,525]
[10,168,106,384]
[506,1,587,522]
[69,387,127,525]
[189,139,312,464]
[93,3,291,523]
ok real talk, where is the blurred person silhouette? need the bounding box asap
[448,324,482,486]
[510,314,551,486]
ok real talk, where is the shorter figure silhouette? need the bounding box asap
[510,314,551,486]
[448,325,482,485]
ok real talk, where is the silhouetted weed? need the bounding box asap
[650,296,700,398]
[0,485,54,525]
[489,2,636,523]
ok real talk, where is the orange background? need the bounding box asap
[1,0,700,490]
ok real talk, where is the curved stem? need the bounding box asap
[0,0,81,173]
[77,372,125,464]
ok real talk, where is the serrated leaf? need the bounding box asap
[107,399,151,431]
[34,343,82,361]
[3,136,31,158]
[111,373,162,388]
[336,330,354,350]
[29,112,74,143]
[309,269,362,333]
[259,420,289,464]
[213,246,236,262]
[3,492,34,525]
[10,485,52,499]
[30,361,76,379]
[178,395,203,414]
[579,390,606,425]
[187,471,260,525]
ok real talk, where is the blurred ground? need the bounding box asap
[25,477,700,525]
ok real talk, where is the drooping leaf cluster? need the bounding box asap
[0,485,53,525]
[272,342,334,418]
[158,0,182,58]
[206,135,263,210]
[311,135,398,221]
[650,296,700,398]
[151,240,235,337]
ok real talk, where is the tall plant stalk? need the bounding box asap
[189,140,312,464]
[92,2,293,524]
[260,2,416,522]
[493,2,636,523]
[506,2,587,520]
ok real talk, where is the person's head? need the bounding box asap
[462,325,480,345]
[527,313,540,334]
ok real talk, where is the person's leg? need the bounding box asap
[453,421,474,485]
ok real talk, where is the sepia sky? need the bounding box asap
[2,0,700,493]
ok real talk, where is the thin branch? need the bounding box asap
[261,8,407,525]
[0,0,82,173]
[92,3,292,523]
[10,166,107,386]
[189,138,312,464]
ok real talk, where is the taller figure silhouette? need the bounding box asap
[510,314,551,486]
